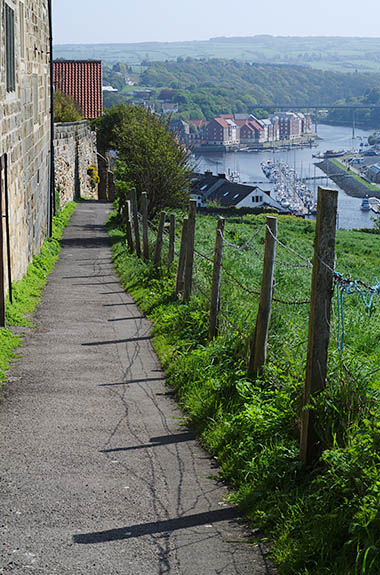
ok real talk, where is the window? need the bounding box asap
[5,3,16,92]
[19,2,25,59]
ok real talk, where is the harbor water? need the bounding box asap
[193,124,376,230]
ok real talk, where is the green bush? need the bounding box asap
[54,89,83,123]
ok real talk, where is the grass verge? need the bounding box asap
[0,201,78,384]
[108,209,380,575]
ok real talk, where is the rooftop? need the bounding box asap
[53,60,103,119]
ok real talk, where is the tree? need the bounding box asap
[54,90,83,122]
[95,104,191,217]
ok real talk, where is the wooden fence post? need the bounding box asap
[141,192,149,261]
[176,218,188,296]
[124,200,134,253]
[248,216,277,378]
[184,199,197,303]
[209,217,225,340]
[300,187,338,467]
[168,214,176,269]
[130,187,141,258]
[154,211,166,268]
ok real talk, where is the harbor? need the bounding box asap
[261,159,317,215]
[194,124,377,229]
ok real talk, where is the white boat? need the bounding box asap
[227,168,240,183]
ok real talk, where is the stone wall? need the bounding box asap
[0,0,51,284]
[54,121,99,208]
[317,160,380,200]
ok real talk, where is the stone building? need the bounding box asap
[0,0,53,287]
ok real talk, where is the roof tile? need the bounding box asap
[53,60,103,119]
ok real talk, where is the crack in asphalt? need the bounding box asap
[0,202,273,575]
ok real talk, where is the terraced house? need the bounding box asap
[0,0,53,293]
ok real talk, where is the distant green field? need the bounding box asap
[54,35,380,73]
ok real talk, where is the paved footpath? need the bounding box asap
[0,202,273,575]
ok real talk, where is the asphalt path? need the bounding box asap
[0,201,273,574]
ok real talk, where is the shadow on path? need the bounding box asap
[82,336,151,347]
[100,432,194,453]
[73,508,239,544]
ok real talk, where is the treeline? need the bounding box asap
[140,58,380,120]
[327,87,380,127]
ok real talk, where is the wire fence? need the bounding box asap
[122,193,380,466]
[131,204,379,355]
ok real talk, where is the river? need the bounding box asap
[193,124,376,230]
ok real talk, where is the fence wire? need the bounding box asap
[139,212,380,351]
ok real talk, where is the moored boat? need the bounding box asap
[361,196,370,211]
[312,150,346,159]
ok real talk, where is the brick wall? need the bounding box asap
[54,121,99,208]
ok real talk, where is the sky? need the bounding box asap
[53,0,380,44]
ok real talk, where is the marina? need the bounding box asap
[261,159,317,215]
[194,124,377,229]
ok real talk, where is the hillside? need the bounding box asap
[54,35,380,73]
[135,59,380,120]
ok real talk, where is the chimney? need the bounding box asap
[218,173,226,179]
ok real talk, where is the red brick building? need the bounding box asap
[205,117,239,146]
[235,119,265,144]
[53,60,103,119]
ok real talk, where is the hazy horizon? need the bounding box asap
[52,0,380,45]
[53,33,380,47]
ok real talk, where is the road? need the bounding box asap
[0,201,273,575]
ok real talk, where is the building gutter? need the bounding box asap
[47,0,55,236]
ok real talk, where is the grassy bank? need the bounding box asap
[330,158,380,192]
[109,210,380,575]
[0,201,78,384]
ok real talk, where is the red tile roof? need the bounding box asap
[234,119,249,127]
[53,60,103,119]
[214,117,230,128]
[249,120,265,131]
[234,119,264,131]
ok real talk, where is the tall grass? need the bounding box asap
[109,210,380,574]
[0,201,78,384]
